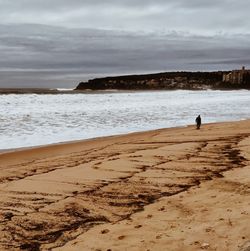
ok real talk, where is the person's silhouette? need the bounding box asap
[195,115,201,129]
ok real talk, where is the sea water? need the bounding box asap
[0,90,249,150]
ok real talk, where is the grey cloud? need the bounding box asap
[0,24,250,88]
[0,0,249,34]
[0,1,249,87]
[0,0,233,10]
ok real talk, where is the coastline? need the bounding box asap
[0,88,249,95]
[2,89,250,151]
[0,123,190,154]
[0,119,244,154]
[0,120,249,250]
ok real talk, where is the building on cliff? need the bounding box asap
[222,66,250,84]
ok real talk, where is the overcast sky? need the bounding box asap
[0,0,250,88]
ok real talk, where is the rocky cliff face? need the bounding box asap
[76,71,227,90]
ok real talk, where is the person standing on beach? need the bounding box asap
[195,115,201,129]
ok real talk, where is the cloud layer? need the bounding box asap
[0,1,249,87]
[1,0,249,33]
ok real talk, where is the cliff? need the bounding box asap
[75,71,234,90]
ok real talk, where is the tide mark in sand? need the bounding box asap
[0,134,248,250]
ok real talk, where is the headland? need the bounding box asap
[76,68,250,91]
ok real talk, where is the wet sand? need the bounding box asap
[0,120,249,251]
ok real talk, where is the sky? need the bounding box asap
[0,0,250,88]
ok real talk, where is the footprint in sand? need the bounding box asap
[101,229,110,234]
[118,235,125,240]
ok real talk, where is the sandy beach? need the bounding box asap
[0,120,249,251]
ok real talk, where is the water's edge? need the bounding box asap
[1,90,249,150]
[1,119,248,155]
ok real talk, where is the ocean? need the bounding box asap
[0,90,249,150]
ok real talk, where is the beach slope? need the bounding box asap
[0,120,249,250]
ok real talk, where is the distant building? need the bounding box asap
[223,66,250,84]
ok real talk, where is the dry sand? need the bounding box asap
[0,120,249,251]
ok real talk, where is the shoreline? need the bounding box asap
[0,119,249,250]
[0,124,189,154]
[0,88,249,95]
[0,119,247,155]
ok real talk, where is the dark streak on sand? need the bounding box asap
[0,132,248,250]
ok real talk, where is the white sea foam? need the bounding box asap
[0,90,249,150]
[56,88,74,91]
